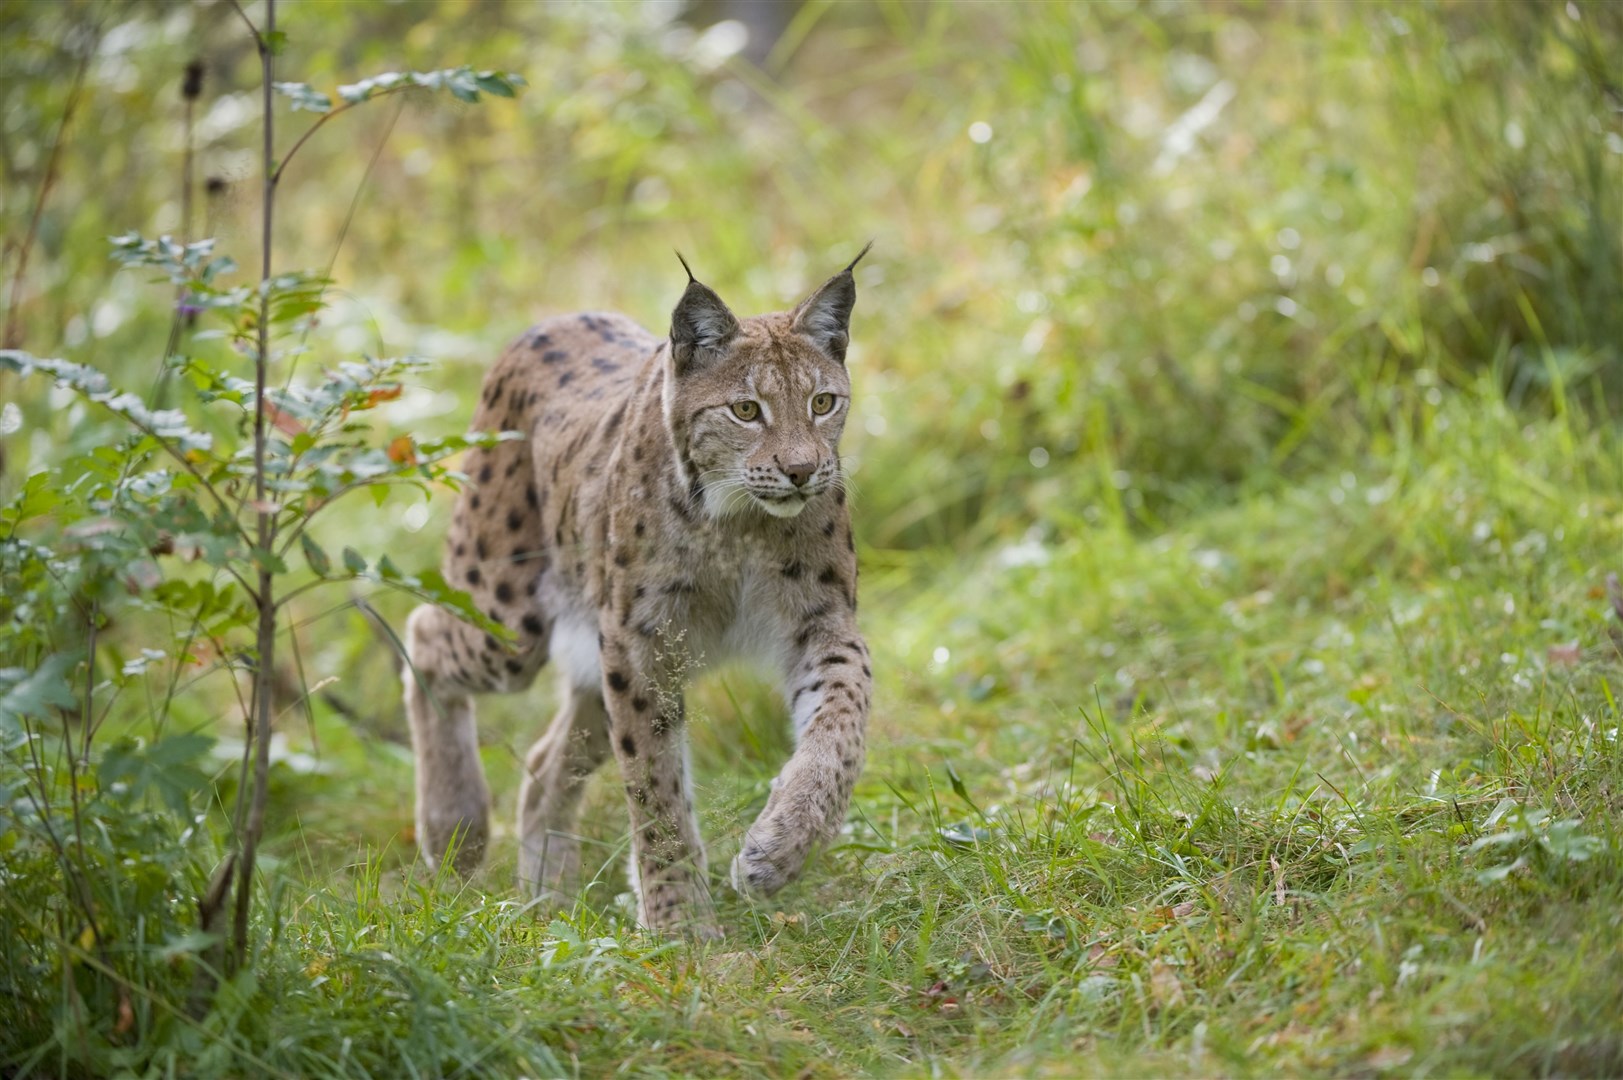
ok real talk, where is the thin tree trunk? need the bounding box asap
[233,0,278,972]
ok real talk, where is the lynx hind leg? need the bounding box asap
[402,605,492,875]
[517,683,613,898]
[403,600,547,877]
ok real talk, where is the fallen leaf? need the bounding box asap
[113,988,134,1035]
[1547,642,1581,667]
[1366,1045,1414,1070]
[1149,960,1186,1008]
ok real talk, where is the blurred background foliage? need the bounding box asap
[4,0,1619,550]
[4,2,1623,1072]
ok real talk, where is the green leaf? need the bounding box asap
[412,568,511,640]
[273,81,333,113]
[1475,857,1525,884]
[944,761,986,820]
[335,66,524,107]
[121,649,167,677]
[301,533,332,576]
[473,72,518,98]
[251,547,288,575]
[99,732,215,817]
[0,653,82,735]
[342,547,367,575]
[1,351,214,453]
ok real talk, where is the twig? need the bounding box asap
[270,85,419,188]
[284,95,405,390]
[151,60,207,408]
[225,0,263,48]
[233,0,278,973]
[3,15,100,351]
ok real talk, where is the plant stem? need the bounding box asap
[234,0,278,972]
[2,16,99,352]
[270,86,417,188]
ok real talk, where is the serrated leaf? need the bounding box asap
[334,66,524,107]
[0,653,82,734]
[1,352,214,453]
[273,81,333,113]
[473,72,518,98]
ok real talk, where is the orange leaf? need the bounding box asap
[387,435,417,466]
[263,400,306,437]
[349,385,403,414]
[113,989,134,1035]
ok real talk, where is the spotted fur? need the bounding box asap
[403,253,871,937]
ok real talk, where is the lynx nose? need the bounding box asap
[778,458,816,488]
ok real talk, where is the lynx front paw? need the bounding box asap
[418,808,489,878]
[730,817,813,898]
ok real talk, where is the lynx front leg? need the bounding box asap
[732,623,870,896]
[599,633,719,938]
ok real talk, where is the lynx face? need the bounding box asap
[663,260,861,520]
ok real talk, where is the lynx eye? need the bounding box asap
[730,400,761,422]
[811,392,836,415]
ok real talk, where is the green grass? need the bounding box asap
[4,1,1623,1076]
[20,372,1617,1077]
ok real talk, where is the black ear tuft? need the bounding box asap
[791,244,870,362]
[842,240,874,276]
[669,258,739,374]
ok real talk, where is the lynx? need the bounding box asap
[402,249,872,936]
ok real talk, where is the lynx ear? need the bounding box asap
[791,242,871,363]
[670,253,740,374]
